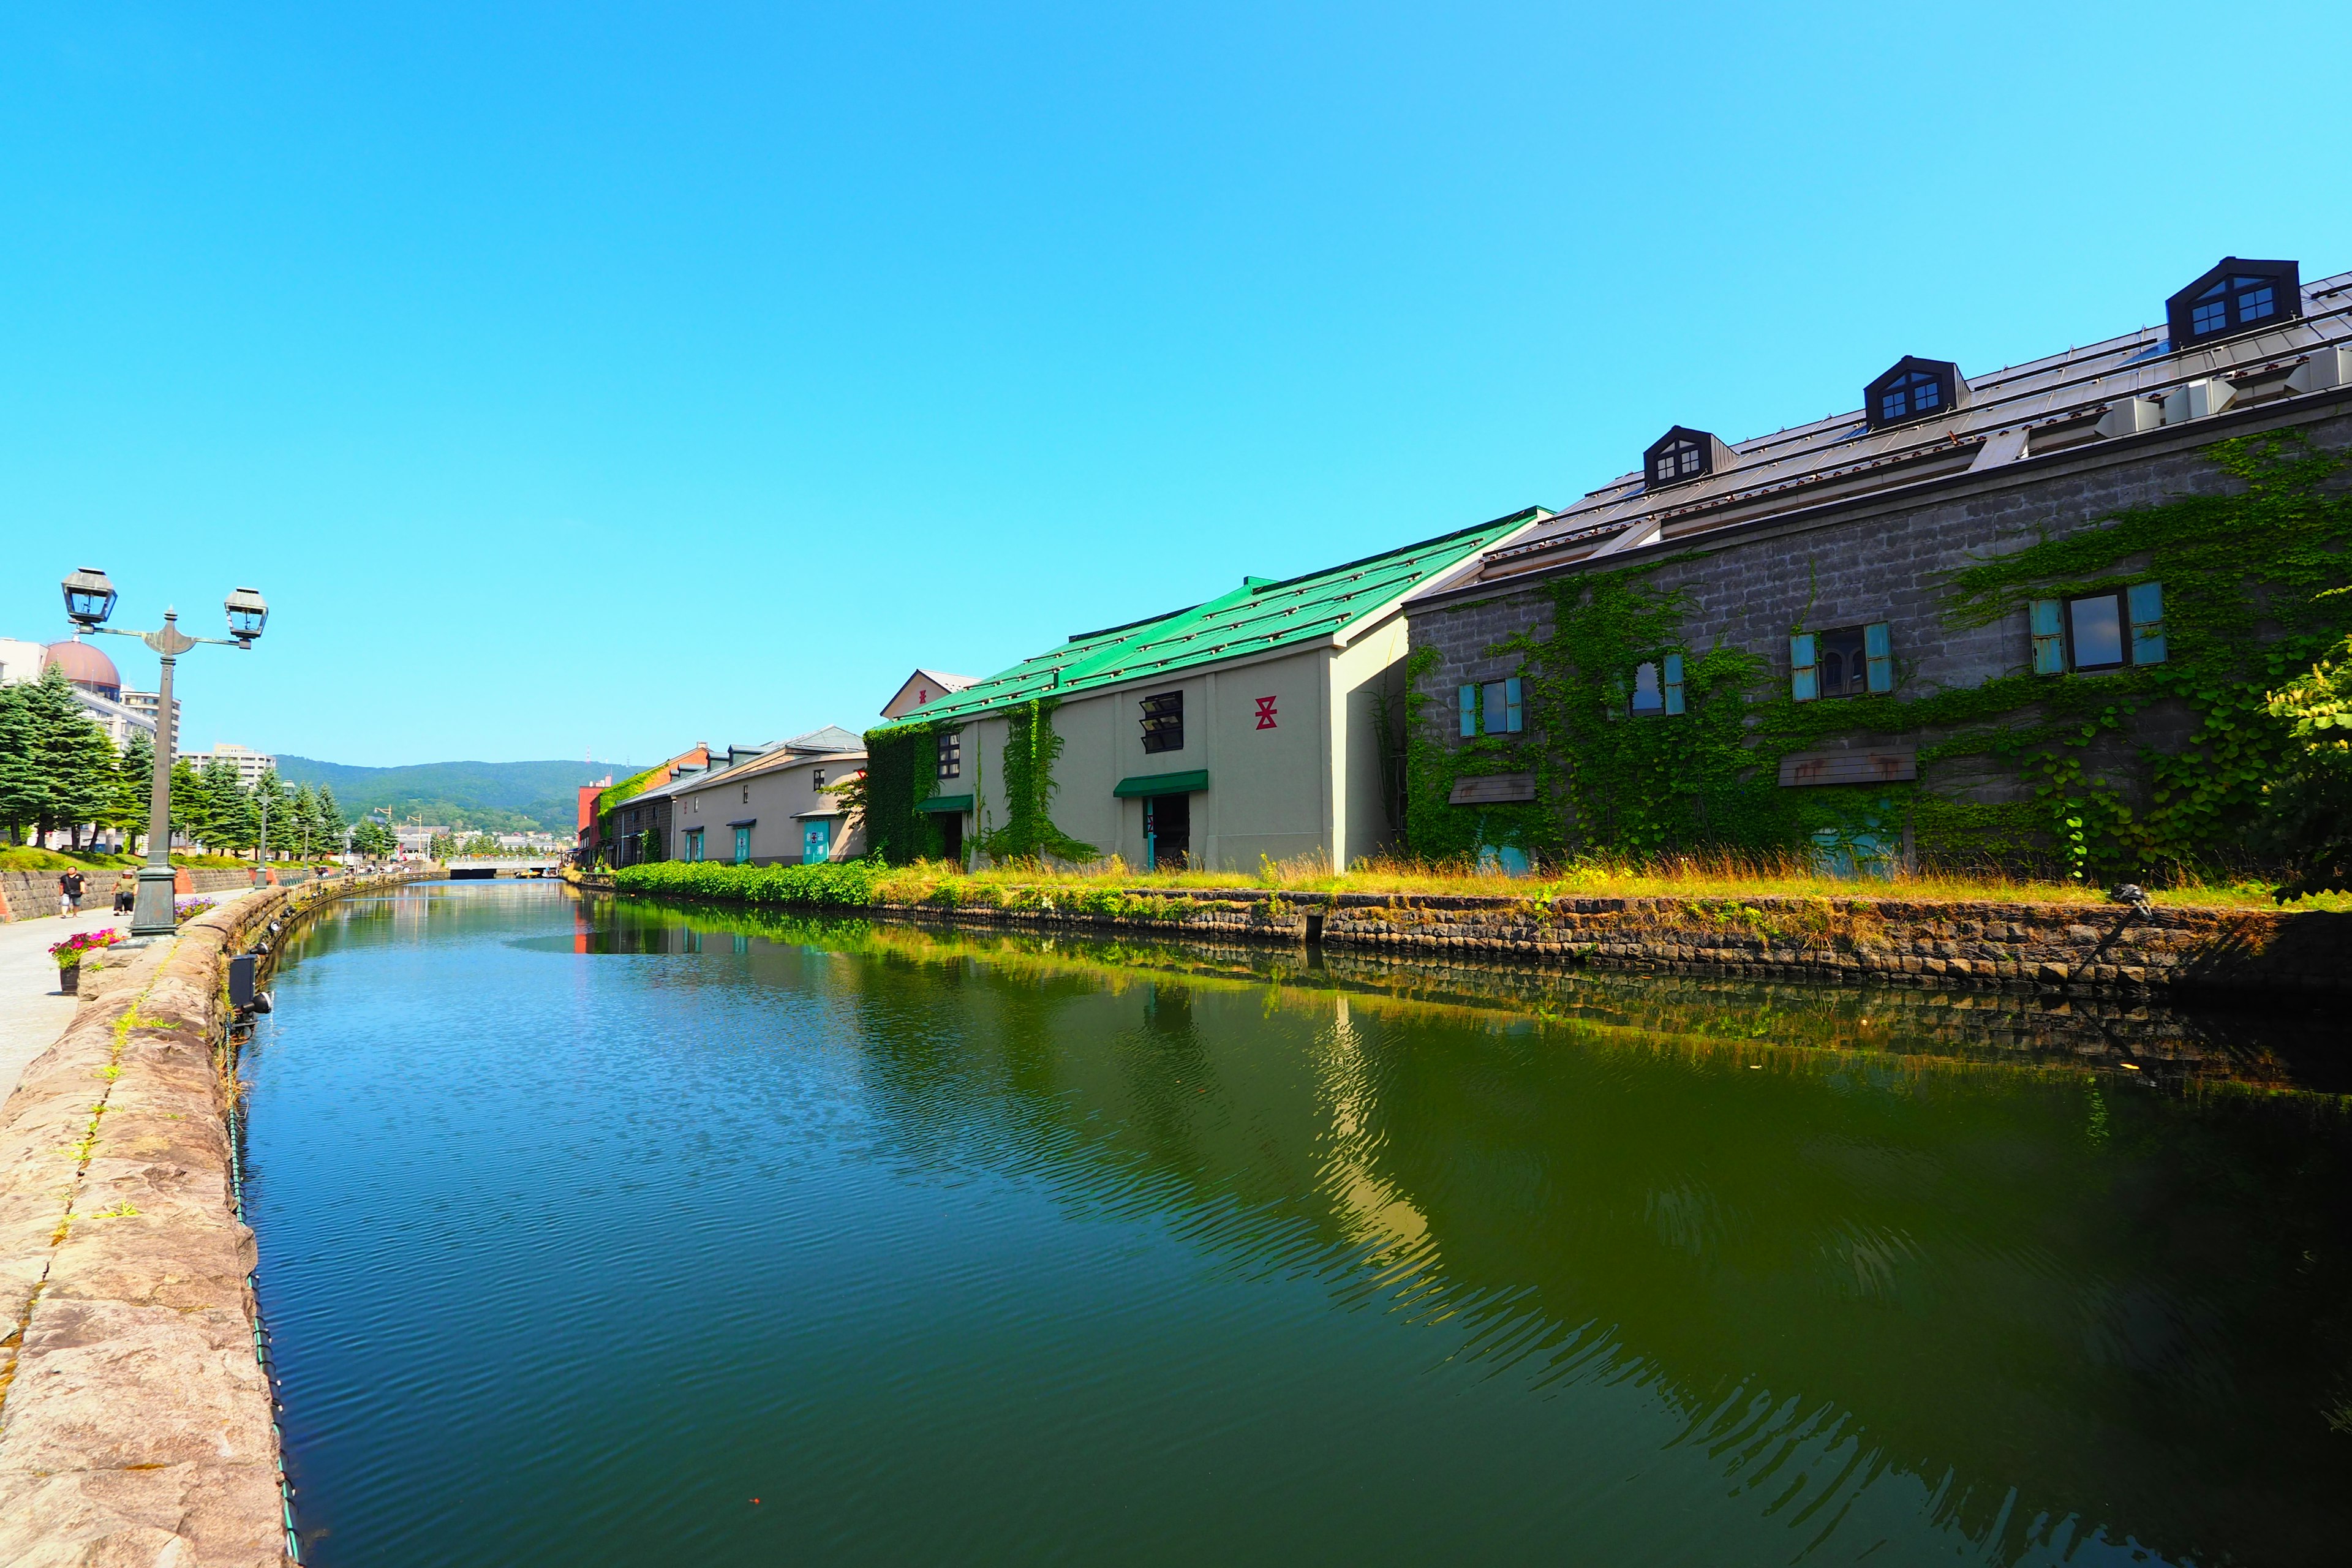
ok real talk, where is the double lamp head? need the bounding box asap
[61,567,268,647]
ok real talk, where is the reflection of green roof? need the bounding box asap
[885,510,1544,731]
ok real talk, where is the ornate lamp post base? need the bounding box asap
[129,864,179,937]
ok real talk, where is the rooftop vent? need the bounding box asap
[1642,426,1732,491]
[1863,356,1969,432]
[2286,347,2350,396]
[2166,257,2301,349]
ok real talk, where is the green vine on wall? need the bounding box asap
[856,718,947,865]
[976,697,1098,864]
[1405,433,2352,881]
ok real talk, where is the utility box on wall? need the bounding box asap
[228,953,257,1011]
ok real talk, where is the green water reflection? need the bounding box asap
[258,886,2352,1566]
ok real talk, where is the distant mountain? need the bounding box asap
[271,757,647,834]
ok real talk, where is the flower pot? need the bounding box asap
[58,965,79,995]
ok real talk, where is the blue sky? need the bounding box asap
[4,2,2346,768]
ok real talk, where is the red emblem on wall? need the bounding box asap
[1254,696,1278,729]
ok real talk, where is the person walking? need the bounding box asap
[58,868,86,917]
[112,869,138,915]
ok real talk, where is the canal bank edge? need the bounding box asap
[570,872,2352,1000]
[0,870,425,1568]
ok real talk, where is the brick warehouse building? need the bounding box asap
[1403,257,2352,875]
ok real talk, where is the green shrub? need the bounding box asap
[611,858,889,908]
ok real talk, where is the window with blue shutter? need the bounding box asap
[1864,622,1893,693]
[1790,634,1819,701]
[1464,679,1526,736]
[2127,582,2166,665]
[2030,600,2064,675]
[1662,654,1685,715]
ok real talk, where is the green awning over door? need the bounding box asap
[918,793,974,814]
[1112,770,1208,798]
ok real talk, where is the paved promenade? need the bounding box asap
[0,894,253,1103]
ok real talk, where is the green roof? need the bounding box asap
[884,510,1544,732]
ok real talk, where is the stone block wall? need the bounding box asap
[1406,399,2352,821]
[856,886,2351,1001]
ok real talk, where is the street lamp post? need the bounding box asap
[61,568,269,937]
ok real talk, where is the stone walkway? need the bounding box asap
[0,892,253,1105]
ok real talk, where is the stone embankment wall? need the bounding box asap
[0,865,442,924]
[0,869,424,1566]
[573,873,2351,998]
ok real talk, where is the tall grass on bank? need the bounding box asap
[603,852,2345,913]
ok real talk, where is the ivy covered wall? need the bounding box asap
[1406,423,2352,882]
[858,718,948,865]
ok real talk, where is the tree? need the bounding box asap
[313,784,346,857]
[168,758,208,852]
[200,757,253,852]
[252,769,296,859]
[114,728,154,853]
[349,818,396,858]
[18,667,115,849]
[2260,631,2352,900]
[290,783,320,860]
[0,682,37,845]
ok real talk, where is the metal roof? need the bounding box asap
[882,510,1548,731]
[1427,268,2352,594]
[782,725,865,753]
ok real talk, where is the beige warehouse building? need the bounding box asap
[887,511,1546,873]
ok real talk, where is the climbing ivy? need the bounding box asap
[1406,432,2352,882]
[856,719,948,865]
[975,697,1098,864]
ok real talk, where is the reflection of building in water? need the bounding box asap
[391,889,430,940]
[1317,994,1430,1256]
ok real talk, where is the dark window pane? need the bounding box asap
[2068,595,2124,668]
[1915,380,1940,409]
[1819,626,1867,697]
[1679,448,1702,474]
[1482,681,1506,734]
[2198,281,2228,300]
[2239,285,2275,322]
[2193,300,2227,334]
[1882,391,1904,420]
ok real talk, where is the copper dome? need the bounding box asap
[44,638,122,698]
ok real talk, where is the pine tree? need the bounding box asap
[168,758,208,853]
[253,770,296,859]
[201,757,253,852]
[314,784,346,858]
[115,728,154,853]
[290,783,319,860]
[0,682,38,845]
[20,666,115,848]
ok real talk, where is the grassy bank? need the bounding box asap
[601,854,2350,913]
[0,848,273,873]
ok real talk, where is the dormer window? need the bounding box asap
[1642,426,1730,491]
[1653,440,1703,484]
[1863,356,1967,432]
[2166,257,2301,348]
[1880,372,1940,422]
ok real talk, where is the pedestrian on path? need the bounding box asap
[112,870,137,915]
[56,870,85,918]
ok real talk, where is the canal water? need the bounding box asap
[244,881,2352,1567]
